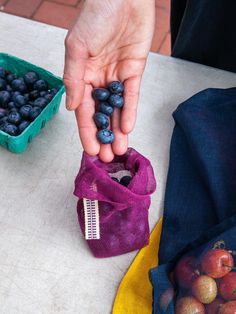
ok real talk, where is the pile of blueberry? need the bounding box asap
[112,175,132,187]
[92,81,124,144]
[0,66,58,136]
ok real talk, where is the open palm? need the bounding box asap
[64,0,155,162]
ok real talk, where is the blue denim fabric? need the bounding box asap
[150,87,236,313]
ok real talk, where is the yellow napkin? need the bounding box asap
[112,218,163,314]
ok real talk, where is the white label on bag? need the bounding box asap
[83,198,100,240]
[83,182,100,240]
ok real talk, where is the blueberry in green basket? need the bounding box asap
[18,120,30,134]
[3,123,18,136]
[0,78,7,91]
[0,91,11,108]
[29,106,42,121]
[6,73,16,83]
[34,97,47,109]
[0,108,7,119]
[33,79,48,91]
[19,105,32,119]
[97,129,114,144]
[29,90,40,100]
[15,95,26,107]
[0,67,6,79]
[11,78,27,93]
[8,111,21,125]
[23,71,39,87]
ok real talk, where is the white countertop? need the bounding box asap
[0,12,236,314]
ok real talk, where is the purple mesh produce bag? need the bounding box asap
[74,148,156,258]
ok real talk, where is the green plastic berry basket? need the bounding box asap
[0,52,65,153]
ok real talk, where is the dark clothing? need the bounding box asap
[171,0,236,73]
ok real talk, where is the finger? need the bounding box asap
[99,144,114,163]
[64,33,88,111]
[121,76,141,134]
[111,108,128,156]
[75,84,100,156]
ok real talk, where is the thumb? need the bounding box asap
[63,33,88,111]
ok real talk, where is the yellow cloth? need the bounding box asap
[112,218,163,314]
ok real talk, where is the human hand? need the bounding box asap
[64,0,155,162]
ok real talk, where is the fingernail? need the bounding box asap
[66,96,72,110]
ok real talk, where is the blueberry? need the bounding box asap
[19,105,32,119]
[11,79,27,92]
[6,84,12,92]
[23,71,39,87]
[9,108,17,113]
[18,120,30,134]
[111,177,119,183]
[0,67,6,78]
[7,102,17,110]
[108,94,124,108]
[8,111,21,125]
[2,123,18,136]
[0,108,7,119]
[50,88,58,96]
[0,91,11,108]
[40,91,47,97]
[98,102,114,117]
[92,88,110,101]
[44,93,54,103]
[0,78,7,90]
[34,97,47,109]
[120,176,132,187]
[11,91,21,102]
[33,79,48,91]
[29,90,40,100]
[0,116,8,129]
[29,106,41,120]
[15,95,26,107]
[108,81,124,94]
[94,112,109,129]
[6,73,16,83]
[97,129,114,144]
[24,93,29,101]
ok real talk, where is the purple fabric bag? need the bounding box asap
[74,148,156,258]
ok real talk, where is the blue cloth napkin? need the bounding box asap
[150,87,236,313]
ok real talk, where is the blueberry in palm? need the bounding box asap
[97,129,114,144]
[92,88,110,101]
[94,112,109,129]
[108,94,124,108]
[108,81,124,94]
[98,102,114,117]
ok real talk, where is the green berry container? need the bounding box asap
[0,52,65,153]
